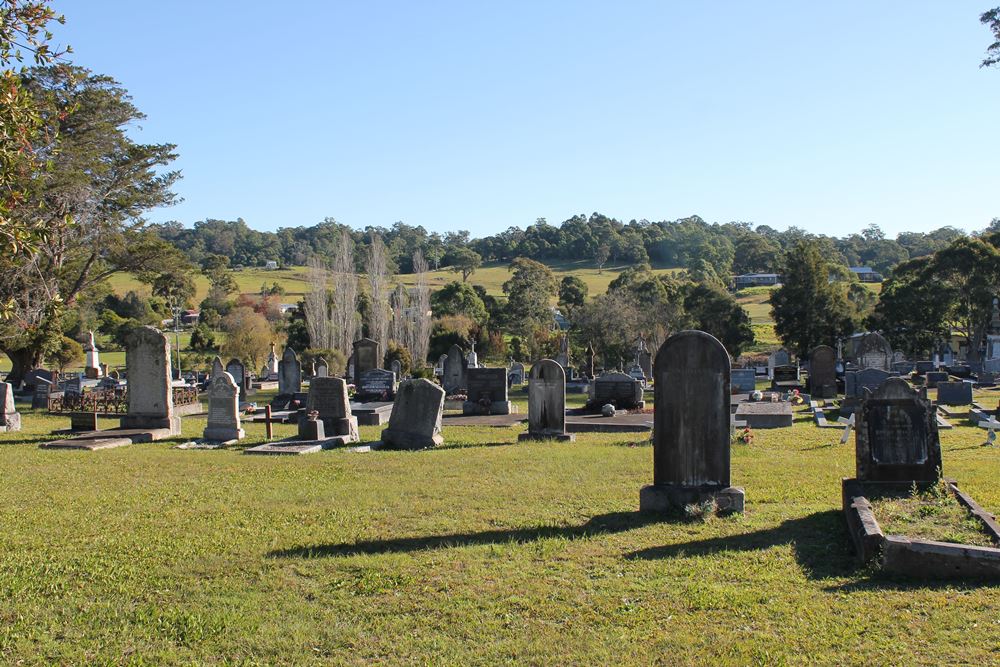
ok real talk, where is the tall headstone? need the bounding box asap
[265,342,280,380]
[120,326,180,434]
[519,360,573,441]
[225,358,246,400]
[640,330,744,514]
[278,347,301,394]
[854,332,893,371]
[83,331,102,379]
[352,338,380,387]
[380,378,445,450]
[211,356,224,379]
[554,335,570,368]
[315,357,329,378]
[466,341,479,369]
[203,372,244,442]
[855,378,940,482]
[809,345,837,398]
[638,350,653,384]
[0,382,21,432]
[584,343,596,379]
[302,376,358,444]
[509,362,525,385]
[443,344,467,395]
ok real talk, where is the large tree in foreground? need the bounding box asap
[0,66,179,384]
[769,240,858,357]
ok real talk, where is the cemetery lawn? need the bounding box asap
[869,483,996,548]
[3,406,1000,664]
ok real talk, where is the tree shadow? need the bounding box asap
[268,510,670,559]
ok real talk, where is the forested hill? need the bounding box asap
[151,214,992,279]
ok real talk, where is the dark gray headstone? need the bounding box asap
[509,362,525,385]
[915,360,936,374]
[357,368,397,401]
[381,378,445,450]
[352,338,380,387]
[772,365,800,384]
[854,332,893,371]
[809,345,837,398]
[225,358,245,399]
[591,372,643,410]
[925,371,949,389]
[519,359,572,441]
[278,348,301,394]
[638,350,652,382]
[936,381,973,406]
[846,368,891,398]
[443,344,467,395]
[463,367,512,415]
[855,378,941,482]
[731,368,756,393]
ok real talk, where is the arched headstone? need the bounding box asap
[203,372,244,442]
[121,326,180,434]
[809,345,837,398]
[278,348,301,394]
[519,360,573,442]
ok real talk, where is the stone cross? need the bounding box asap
[837,413,855,444]
[978,416,1000,446]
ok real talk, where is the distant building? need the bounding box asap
[278,303,298,314]
[552,308,571,331]
[733,273,781,290]
[181,310,200,325]
[849,267,882,283]
[264,260,279,270]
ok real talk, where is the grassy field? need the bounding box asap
[1,392,999,664]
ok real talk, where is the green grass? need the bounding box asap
[870,481,995,547]
[2,399,1000,664]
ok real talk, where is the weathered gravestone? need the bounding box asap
[519,359,573,442]
[63,376,82,396]
[380,378,445,450]
[768,349,791,378]
[352,338,380,387]
[915,360,936,375]
[589,371,644,410]
[638,350,653,383]
[225,358,245,399]
[0,382,21,433]
[315,357,329,378]
[731,368,757,394]
[120,326,181,434]
[203,372,244,442]
[640,330,744,514]
[463,367,513,415]
[211,356,224,379]
[301,376,358,444]
[924,370,949,389]
[854,332,893,371]
[443,344,467,395]
[893,361,915,375]
[583,343,596,379]
[509,362,525,385]
[846,368,891,398]
[83,331,102,379]
[357,369,397,402]
[771,364,801,390]
[554,335,570,368]
[278,348,301,394]
[627,364,646,383]
[936,381,973,406]
[390,358,403,379]
[855,378,941,482]
[809,345,837,398]
[265,342,280,380]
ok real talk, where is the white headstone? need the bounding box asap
[203,372,244,441]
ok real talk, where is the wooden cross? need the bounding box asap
[977,416,1000,446]
[837,413,855,444]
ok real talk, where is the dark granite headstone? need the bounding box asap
[924,371,949,389]
[302,376,358,442]
[519,359,572,441]
[809,345,837,398]
[357,369,397,401]
[731,368,756,393]
[855,378,940,482]
[936,381,973,406]
[225,359,245,399]
[846,368,891,398]
[381,378,445,450]
[915,360,935,374]
[463,367,512,415]
[278,348,301,394]
[352,338,380,387]
[590,372,644,410]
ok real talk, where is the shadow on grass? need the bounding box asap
[268,511,669,559]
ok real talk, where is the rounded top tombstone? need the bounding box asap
[530,358,564,382]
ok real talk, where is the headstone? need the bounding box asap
[390,358,402,378]
[640,330,744,514]
[211,356,224,379]
[203,372,244,441]
[278,347,301,394]
[892,361,915,375]
[590,372,644,410]
[0,382,21,432]
[627,364,646,383]
[443,344,467,395]
[357,368,397,401]
[768,349,790,379]
[809,345,837,398]
[225,359,246,399]
[463,367,513,415]
[301,376,358,443]
[854,332,893,371]
[936,381,973,406]
[63,376,82,396]
[265,342,280,380]
[771,365,800,387]
[554,335,570,368]
[380,378,445,450]
[509,362,525,385]
[435,353,448,377]
[846,368,891,398]
[466,342,479,369]
[23,367,53,391]
[855,378,941,482]
[838,413,855,444]
[120,326,180,434]
[638,350,652,383]
[519,359,573,441]
[83,331,102,379]
[352,338,380,387]
[924,370,949,389]
[915,360,935,375]
[731,368,756,393]
[315,357,329,378]
[584,343,596,379]
[32,377,52,409]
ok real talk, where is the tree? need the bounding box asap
[411,249,432,366]
[449,247,482,282]
[48,335,82,372]
[331,228,358,355]
[0,67,179,385]
[683,283,755,356]
[558,276,588,318]
[868,257,951,357]
[202,254,238,295]
[769,240,859,357]
[188,323,217,353]
[502,258,558,336]
[220,306,273,370]
[732,233,779,275]
[303,256,333,350]
[431,281,488,325]
[594,243,611,273]
[983,7,1000,67]
[365,233,391,353]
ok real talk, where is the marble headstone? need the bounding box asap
[120,326,180,434]
[203,372,244,441]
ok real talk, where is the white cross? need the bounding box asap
[837,414,855,444]
[978,416,1000,446]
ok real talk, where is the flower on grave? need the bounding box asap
[738,426,754,445]
[790,389,804,405]
[750,390,763,402]
[306,410,320,422]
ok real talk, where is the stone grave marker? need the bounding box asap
[936,381,973,406]
[855,332,893,371]
[265,342,280,380]
[925,370,949,389]
[225,358,245,399]
[892,361,915,375]
[838,413,855,444]
[352,338,380,387]
[846,368,890,398]
[519,359,573,441]
[357,368,397,401]
[768,349,791,378]
[302,376,358,444]
[211,356,224,379]
[390,358,402,379]
[83,331,102,379]
[278,348,301,394]
[915,360,935,374]
[809,345,837,398]
[203,372,244,442]
[121,326,180,434]
[855,378,941,482]
[583,343,596,379]
[315,357,329,378]
[627,364,646,383]
[590,371,644,410]
[509,362,525,385]
[463,367,513,415]
[640,330,743,513]
[771,364,801,389]
[443,344,467,395]
[64,376,82,396]
[380,378,445,450]
[731,368,756,394]
[638,350,653,382]
[554,335,570,368]
[0,382,21,432]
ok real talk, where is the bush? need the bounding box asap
[302,348,347,376]
[385,341,412,376]
[429,315,477,360]
[189,323,217,352]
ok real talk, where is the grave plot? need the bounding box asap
[245,377,359,455]
[842,378,1000,577]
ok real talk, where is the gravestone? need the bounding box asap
[120,326,180,434]
[443,344,467,395]
[203,372,244,442]
[225,358,245,400]
[265,342,280,380]
[32,372,54,409]
[315,357,329,378]
[509,362,525,385]
[638,350,653,383]
[627,364,646,383]
[731,368,756,393]
[936,381,973,406]
[584,343,596,379]
[854,332,893,371]
[463,367,513,415]
[0,382,21,432]
[302,376,358,444]
[83,331,102,379]
[771,365,801,389]
[892,361,915,375]
[809,345,837,398]
[380,378,445,450]
[278,348,301,394]
[640,330,744,513]
[554,335,570,369]
[64,376,82,396]
[436,353,448,375]
[915,360,935,375]
[390,358,402,379]
[846,368,891,398]
[519,359,573,441]
[589,372,644,410]
[211,356,224,379]
[357,368,397,401]
[855,378,941,482]
[23,368,53,391]
[768,349,790,378]
[352,338,380,387]
[924,370,949,389]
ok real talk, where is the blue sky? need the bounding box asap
[54,1,999,237]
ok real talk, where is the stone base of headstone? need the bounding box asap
[461,400,515,416]
[380,427,443,451]
[298,418,325,441]
[733,402,794,429]
[203,425,245,442]
[298,413,359,443]
[1,413,21,432]
[84,367,100,379]
[120,414,181,435]
[69,412,98,432]
[639,483,745,515]
[517,431,574,442]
